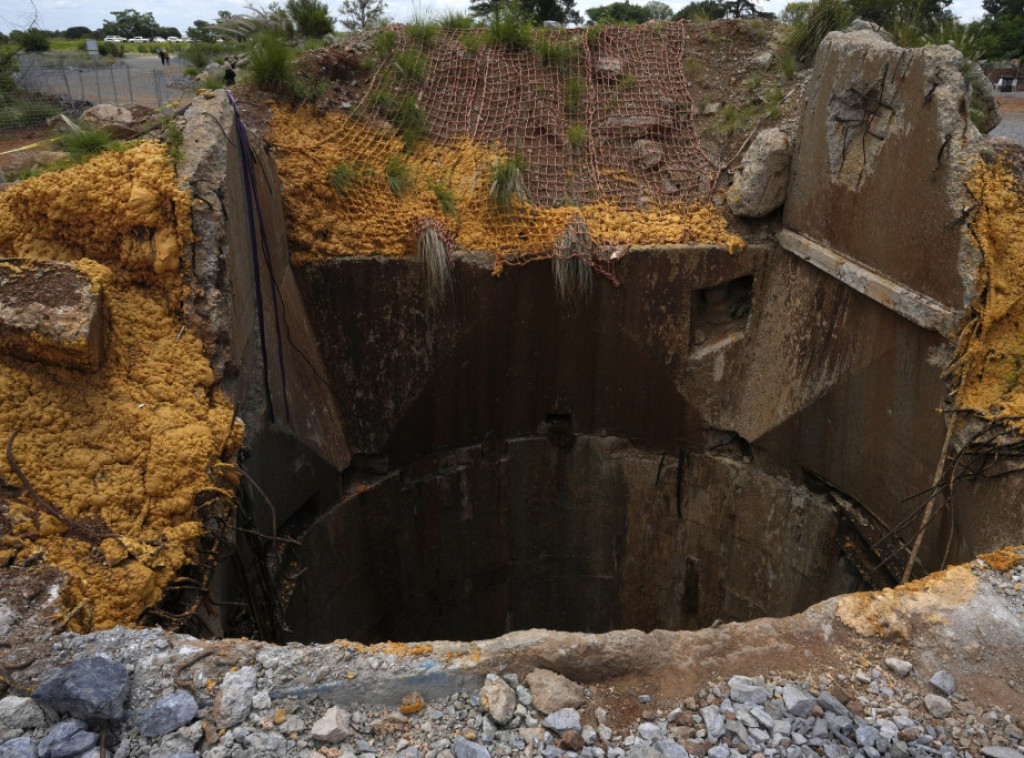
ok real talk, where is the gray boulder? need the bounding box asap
[136,691,198,738]
[727,128,793,218]
[32,657,130,721]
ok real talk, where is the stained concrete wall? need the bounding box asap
[782,30,980,311]
[285,435,858,643]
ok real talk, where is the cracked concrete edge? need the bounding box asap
[5,556,1022,712]
[176,91,237,384]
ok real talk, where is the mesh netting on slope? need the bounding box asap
[367,23,716,207]
[274,23,740,271]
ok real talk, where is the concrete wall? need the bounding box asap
[285,435,858,643]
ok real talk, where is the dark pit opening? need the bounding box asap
[207,253,879,645]
[276,433,864,644]
[691,275,754,353]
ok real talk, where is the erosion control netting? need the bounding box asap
[275,23,739,270]
[394,24,714,207]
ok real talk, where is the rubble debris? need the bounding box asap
[80,103,156,139]
[0,260,106,371]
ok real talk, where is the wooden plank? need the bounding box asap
[777,229,958,335]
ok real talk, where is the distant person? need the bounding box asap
[223,66,236,87]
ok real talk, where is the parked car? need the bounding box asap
[166,36,182,42]
[103,36,126,42]
[127,36,149,43]
[153,36,166,42]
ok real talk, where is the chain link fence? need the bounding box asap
[2,54,193,131]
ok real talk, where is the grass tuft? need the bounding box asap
[419,220,454,308]
[489,154,528,211]
[385,154,415,196]
[551,216,594,308]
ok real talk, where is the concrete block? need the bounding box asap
[0,259,105,371]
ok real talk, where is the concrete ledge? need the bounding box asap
[777,229,959,335]
[0,259,106,371]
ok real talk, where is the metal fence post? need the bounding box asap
[126,66,133,103]
[95,69,102,101]
[153,70,164,107]
[110,67,118,102]
[78,69,85,100]
[62,69,71,100]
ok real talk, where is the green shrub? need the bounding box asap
[489,154,528,210]
[291,72,330,101]
[406,16,440,47]
[384,154,414,196]
[373,28,397,58]
[246,33,296,90]
[58,125,114,159]
[462,33,486,53]
[432,179,457,217]
[330,160,373,193]
[535,35,580,70]
[564,76,585,114]
[393,49,426,80]
[782,0,851,64]
[485,1,534,50]
[567,123,587,148]
[439,10,474,29]
[180,41,218,68]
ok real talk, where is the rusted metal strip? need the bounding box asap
[778,228,958,335]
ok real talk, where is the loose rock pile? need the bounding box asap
[2,645,1023,758]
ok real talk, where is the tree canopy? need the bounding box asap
[470,0,582,25]
[337,0,389,30]
[101,9,160,38]
[286,0,334,35]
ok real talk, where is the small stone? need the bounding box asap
[0,696,47,729]
[453,735,490,758]
[639,722,662,741]
[599,725,614,742]
[929,671,955,696]
[0,737,36,758]
[700,706,725,741]
[561,729,585,752]
[480,674,517,725]
[708,746,731,758]
[924,695,952,719]
[32,657,130,722]
[781,686,815,719]
[544,708,582,735]
[655,739,689,758]
[885,659,913,678]
[980,748,1024,758]
[137,690,198,738]
[212,666,258,729]
[728,676,770,706]
[37,719,87,758]
[48,729,98,758]
[526,670,586,714]
[311,707,352,743]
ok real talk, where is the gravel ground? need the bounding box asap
[990,93,1024,145]
[0,551,1023,758]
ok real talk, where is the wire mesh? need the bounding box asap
[274,22,740,269]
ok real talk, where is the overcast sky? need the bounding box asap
[1,0,986,37]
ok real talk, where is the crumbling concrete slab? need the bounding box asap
[0,259,105,371]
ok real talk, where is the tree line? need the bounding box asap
[4,0,1024,62]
